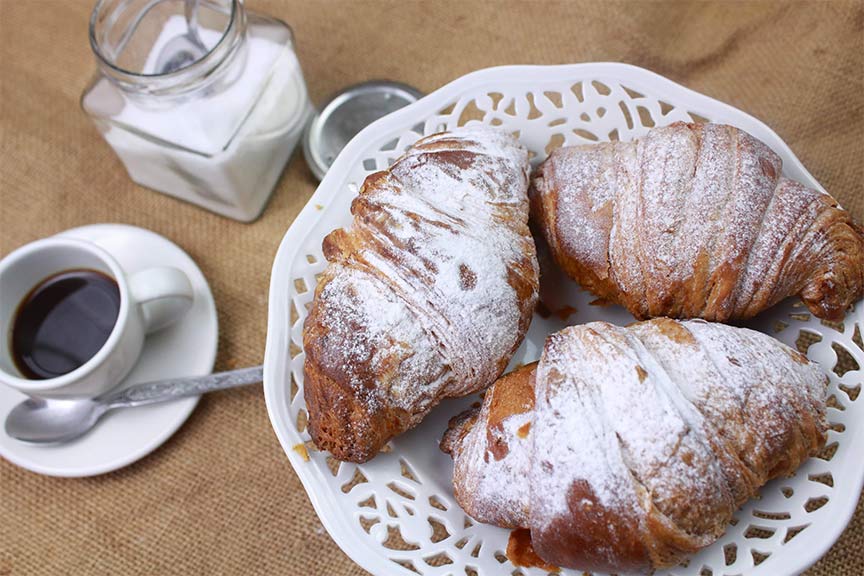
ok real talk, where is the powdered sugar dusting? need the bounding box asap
[452,408,533,528]
[312,266,449,415]
[539,145,617,275]
[527,320,827,540]
[530,325,639,530]
[349,127,537,398]
[446,319,828,568]
[531,122,861,321]
[309,126,538,422]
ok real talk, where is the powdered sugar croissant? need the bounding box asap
[303,126,539,463]
[530,122,864,322]
[441,319,828,573]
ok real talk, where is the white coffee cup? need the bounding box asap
[0,237,194,398]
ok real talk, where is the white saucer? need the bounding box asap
[0,224,218,477]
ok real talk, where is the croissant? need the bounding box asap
[530,122,864,322]
[303,127,539,463]
[441,318,828,573]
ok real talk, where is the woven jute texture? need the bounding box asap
[0,1,862,574]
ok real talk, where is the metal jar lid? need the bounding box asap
[303,80,423,180]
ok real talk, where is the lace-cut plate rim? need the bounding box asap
[263,63,863,576]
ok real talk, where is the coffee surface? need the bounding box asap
[11,269,121,380]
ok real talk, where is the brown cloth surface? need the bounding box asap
[1,0,862,574]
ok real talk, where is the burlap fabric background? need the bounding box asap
[0,1,861,574]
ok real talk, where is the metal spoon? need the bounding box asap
[153,0,208,74]
[5,365,263,444]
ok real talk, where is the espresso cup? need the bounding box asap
[0,237,194,398]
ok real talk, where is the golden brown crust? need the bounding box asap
[439,407,479,459]
[506,528,558,571]
[484,363,536,460]
[440,362,538,528]
[440,362,537,460]
[529,122,864,322]
[303,127,539,463]
[302,355,397,463]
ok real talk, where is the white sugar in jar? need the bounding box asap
[81,0,312,222]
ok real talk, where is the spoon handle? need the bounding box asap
[185,0,206,50]
[100,366,263,408]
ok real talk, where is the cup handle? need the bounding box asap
[128,267,195,334]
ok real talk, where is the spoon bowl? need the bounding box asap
[154,0,208,74]
[6,397,107,444]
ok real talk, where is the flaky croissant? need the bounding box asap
[303,127,539,463]
[530,122,864,322]
[441,319,828,573]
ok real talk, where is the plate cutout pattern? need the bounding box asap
[276,74,862,576]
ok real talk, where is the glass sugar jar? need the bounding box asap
[81,0,312,222]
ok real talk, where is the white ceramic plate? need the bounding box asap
[264,63,863,576]
[0,224,218,477]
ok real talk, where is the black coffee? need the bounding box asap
[11,269,121,380]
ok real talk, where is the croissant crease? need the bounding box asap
[441,319,828,573]
[303,127,539,463]
[530,122,864,322]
